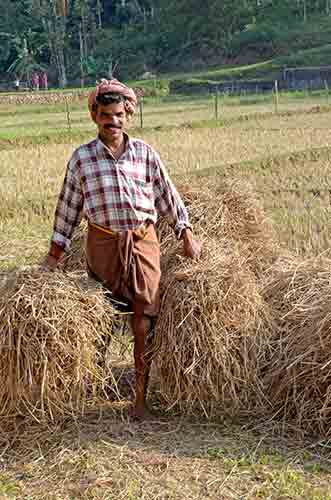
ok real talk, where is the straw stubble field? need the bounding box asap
[1,96,331,499]
[1,123,331,267]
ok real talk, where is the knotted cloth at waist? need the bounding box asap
[86,221,160,316]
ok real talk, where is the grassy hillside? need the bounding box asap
[130,15,331,91]
[177,44,331,84]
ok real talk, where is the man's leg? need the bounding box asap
[130,313,154,418]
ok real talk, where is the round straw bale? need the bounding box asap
[261,255,331,436]
[0,269,122,422]
[153,239,271,417]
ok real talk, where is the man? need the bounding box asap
[31,72,39,91]
[44,79,200,419]
[41,72,48,91]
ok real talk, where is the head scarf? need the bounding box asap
[88,79,137,122]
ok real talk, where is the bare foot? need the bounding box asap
[128,404,154,421]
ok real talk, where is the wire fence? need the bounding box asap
[50,87,331,134]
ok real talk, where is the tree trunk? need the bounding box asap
[57,15,67,88]
[79,23,85,88]
[303,0,307,22]
[96,0,103,28]
[82,9,88,59]
[42,1,67,88]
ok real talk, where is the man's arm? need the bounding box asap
[152,151,201,259]
[44,156,84,270]
[181,227,201,259]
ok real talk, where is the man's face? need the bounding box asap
[95,101,128,144]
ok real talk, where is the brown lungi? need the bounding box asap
[86,222,161,317]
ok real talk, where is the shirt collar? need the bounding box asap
[96,132,133,157]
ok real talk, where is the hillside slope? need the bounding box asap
[132,15,331,92]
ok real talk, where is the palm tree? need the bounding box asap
[7,36,46,85]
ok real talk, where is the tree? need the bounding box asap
[32,0,69,87]
[7,36,45,82]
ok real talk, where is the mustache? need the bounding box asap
[104,124,121,130]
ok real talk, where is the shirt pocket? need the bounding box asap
[133,177,153,200]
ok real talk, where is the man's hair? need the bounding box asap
[94,92,126,109]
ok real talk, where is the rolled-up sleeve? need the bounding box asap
[152,150,191,238]
[50,155,83,252]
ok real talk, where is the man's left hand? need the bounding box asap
[182,229,201,260]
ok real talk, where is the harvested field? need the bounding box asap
[1,94,331,140]
[1,93,331,497]
[233,109,331,130]
[0,129,330,268]
[155,125,331,176]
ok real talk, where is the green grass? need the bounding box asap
[1,92,331,148]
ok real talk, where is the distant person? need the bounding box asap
[43,78,201,419]
[31,72,39,91]
[40,72,48,90]
[14,78,20,91]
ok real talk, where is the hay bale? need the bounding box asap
[0,269,121,422]
[153,239,271,417]
[156,179,278,275]
[261,256,331,436]
[189,179,277,271]
[188,180,268,236]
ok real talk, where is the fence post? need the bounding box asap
[139,97,144,129]
[324,80,329,105]
[65,96,71,132]
[274,80,279,113]
[214,89,219,120]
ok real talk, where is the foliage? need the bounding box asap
[1,1,331,85]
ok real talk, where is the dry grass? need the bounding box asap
[2,411,331,500]
[182,180,277,273]
[194,155,331,256]
[233,109,331,130]
[147,124,331,176]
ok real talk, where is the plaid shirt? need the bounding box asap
[51,135,191,252]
